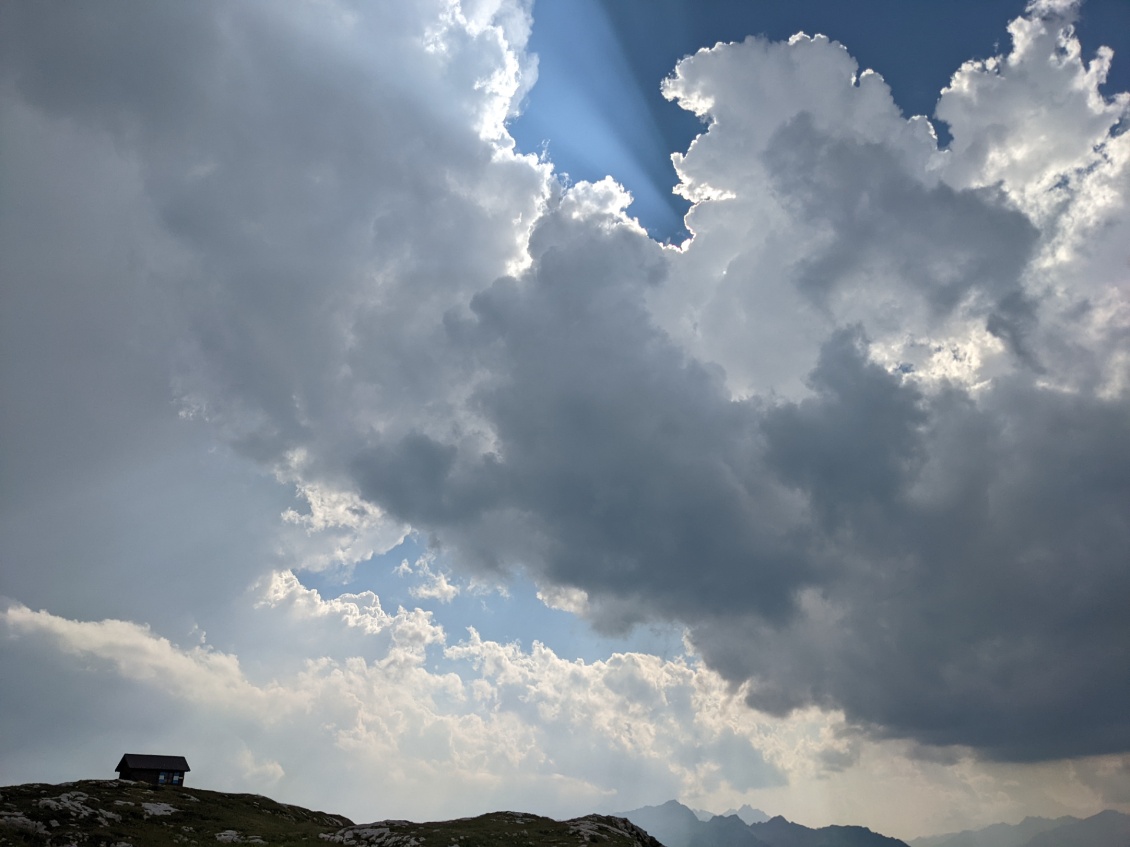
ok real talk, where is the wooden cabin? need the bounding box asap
[115,754,190,787]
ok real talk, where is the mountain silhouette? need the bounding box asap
[910,810,1130,847]
[620,801,910,847]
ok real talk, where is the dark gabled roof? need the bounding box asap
[115,754,190,772]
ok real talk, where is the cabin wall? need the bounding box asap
[118,768,185,786]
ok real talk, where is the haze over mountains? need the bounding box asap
[909,809,1130,847]
[910,816,1074,847]
[620,800,909,847]
[688,804,770,825]
[620,801,1130,847]
[716,805,772,825]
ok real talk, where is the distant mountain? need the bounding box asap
[621,799,703,846]
[1021,809,1130,847]
[910,816,1079,847]
[722,805,772,825]
[620,801,910,847]
[0,779,664,847]
[910,810,1130,847]
[750,814,911,847]
[692,807,715,822]
[700,814,773,847]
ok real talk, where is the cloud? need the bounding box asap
[3,604,267,710]
[396,554,462,603]
[696,352,1130,760]
[7,595,1121,836]
[1,0,1128,827]
[643,1,1130,762]
[0,598,785,820]
[350,2,1130,762]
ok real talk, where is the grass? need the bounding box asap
[0,780,663,847]
[0,779,351,846]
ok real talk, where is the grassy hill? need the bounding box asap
[0,779,665,847]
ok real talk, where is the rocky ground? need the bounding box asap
[0,780,664,847]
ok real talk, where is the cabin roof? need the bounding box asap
[115,754,191,772]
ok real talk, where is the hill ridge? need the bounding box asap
[0,779,663,847]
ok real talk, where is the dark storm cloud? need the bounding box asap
[353,199,813,628]
[761,327,928,531]
[700,354,1130,760]
[4,0,1129,772]
[354,233,1130,761]
[764,112,1040,347]
[353,179,1130,761]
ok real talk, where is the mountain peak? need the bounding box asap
[719,805,772,825]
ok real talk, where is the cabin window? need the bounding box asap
[173,773,182,785]
[158,772,167,784]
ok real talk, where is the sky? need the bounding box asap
[1,0,1129,840]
